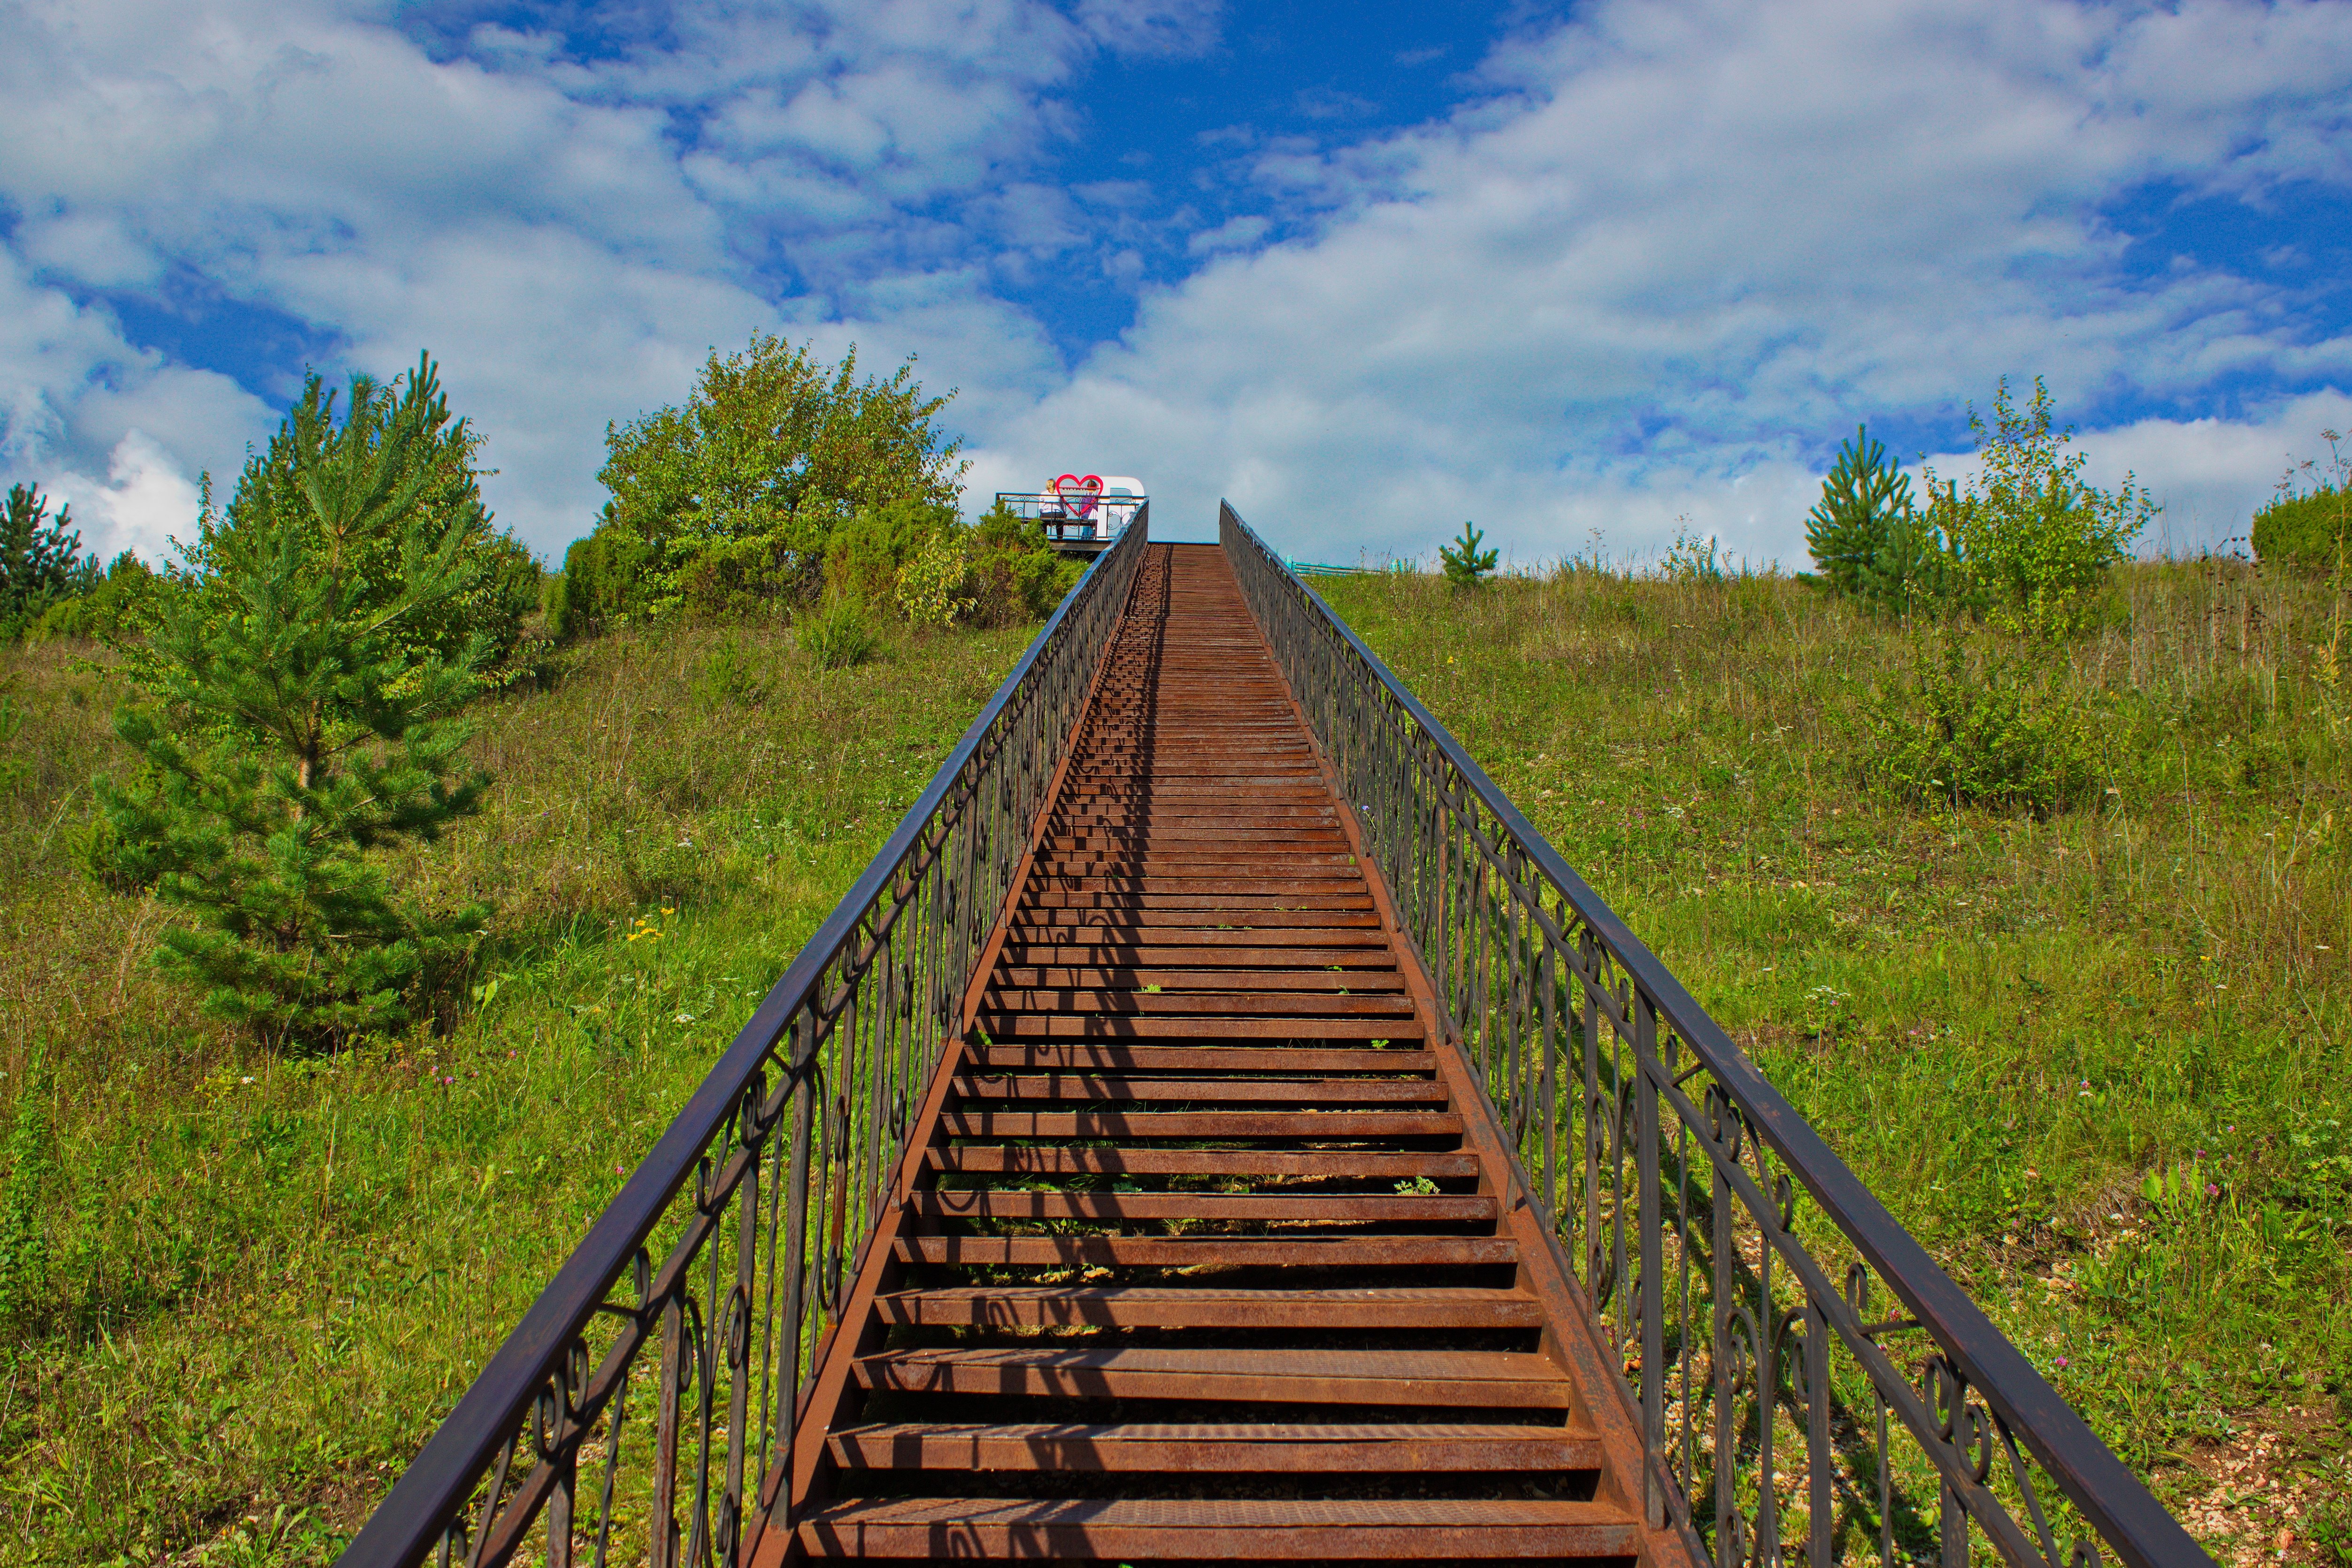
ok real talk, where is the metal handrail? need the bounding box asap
[339,507,1147,1568]
[1220,501,2209,1568]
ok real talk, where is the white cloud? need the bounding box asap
[1,0,2348,577]
[1187,214,1269,255]
[46,431,207,565]
[973,0,2352,561]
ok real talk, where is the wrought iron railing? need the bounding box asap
[1219,502,2209,1568]
[338,509,1147,1568]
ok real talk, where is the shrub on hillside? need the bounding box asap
[1925,377,2153,637]
[800,594,880,670]
[2252,485,2352,574]
[966,501,1080,626]
[583,333,967,623]
[0,484,98,641]
[93,355,499,1045]
[550,525,659,640]
[1804,425,1966,616]
[1440,522,1498,589]
[2251,437,2351,575]
[1805,425,1914,594]
[826,497,961,605]
[896,530,976,628]
[31,550,162,644]
[1865,637,2097,817]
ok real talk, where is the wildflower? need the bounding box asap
[2206,1184,2220,1197]
[2055,1356,2068,1368]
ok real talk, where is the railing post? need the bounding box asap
[1712,1107,1737,1568]
[1945,1480,1973,1568]
[1637,993,1665,1531]
[1806,1304,1833,1568]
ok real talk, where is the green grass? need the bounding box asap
[0,616,1038,1563]
[1316,558,2352,1560]
[2,553,2348,1563]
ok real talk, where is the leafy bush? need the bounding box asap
[30,550,162,645]
[966,501,1079,626]
[2252,484,2352,575]
[591,333,967,621]
[2251,437,2351,576]
[826,496,959,606]
[93,355,497,1045]
[897,530,976,628]
[1865,637,2097,816]
[1926,377,2153,637]
[800,594,880,670]
[550,525,659,640]
[1440,521,1498,588]
[1855,500,1966,617]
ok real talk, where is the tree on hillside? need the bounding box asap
[180,360,541,682]
[1925,377,2153,637]
[0,484,96,640]
[95,355,500,1045]
[1805,425,1913,595]
[1439,522,1498,588]
[563,334,967,625]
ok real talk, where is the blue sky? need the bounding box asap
[4,0,2351,567]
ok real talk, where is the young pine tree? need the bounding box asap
[1439,522,1498,589]
[0,483,95,640]
[1805,425,1913,595]
[96,355,497,1045]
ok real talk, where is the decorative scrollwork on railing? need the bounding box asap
[1218,500,2212,1568]
[340,511,1148,1568]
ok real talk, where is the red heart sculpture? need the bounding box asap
[1051,472,1104,518]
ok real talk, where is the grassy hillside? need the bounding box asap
[1316,559,2351,1563]
[0,619,1038,1564]
[1,553,2345,1564]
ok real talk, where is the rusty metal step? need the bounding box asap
[929,1145,1476,1179]
[949,1076,1445,1105]
[913,1190,1495,1222]
[976,991,1415,1017]
[871,1286,1541,1329]
[940,1109,1461,1139]
[828,1421,1601,1472]
[895,1236,1516,1268]
[795,1496,1639,1560]
[852,1346,1572,1407]
[966,1044,1430,1074]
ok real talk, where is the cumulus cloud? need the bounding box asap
[0,0,1199,556]
[46,432,208,565]
[977,0,2352,560]
[1,0,2347,574]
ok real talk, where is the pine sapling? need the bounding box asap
[1439,521,1498,589]
[1805,424,1912,596]
[96,355,497,1045]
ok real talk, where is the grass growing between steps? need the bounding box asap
[0,618,1038,1565]
[1315,560,2352,1565]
